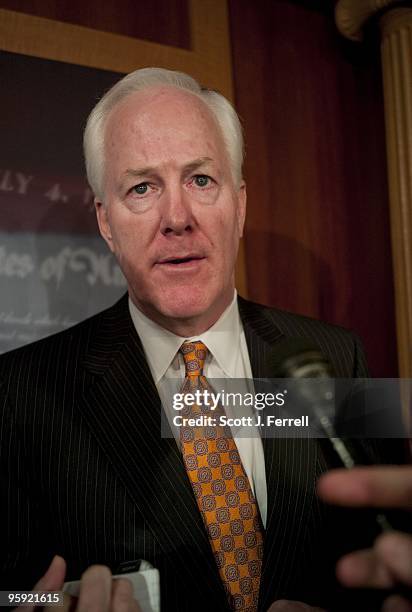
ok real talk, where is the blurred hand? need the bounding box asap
[60,565,141,612]
[17,555,66,612]
[15,555,140,612]
[317,466,412,612]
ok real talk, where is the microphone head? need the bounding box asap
[266,337,335,379]
[266,338,337,437]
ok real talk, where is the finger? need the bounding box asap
[76,565,112,612]
[34,555,67,590]
[111,578,141,611]
[382,595,412,612]
[317,466,412,509]
[376,532,412,586]
[336,548,395,588]
[18,556,66,612]
[336,532,412,589]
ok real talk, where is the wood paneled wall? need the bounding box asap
[229,0,397,376]
[0,0,191,47]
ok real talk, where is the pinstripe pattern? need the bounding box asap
[0,295,402,611]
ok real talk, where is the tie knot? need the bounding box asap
[179,341,208,377]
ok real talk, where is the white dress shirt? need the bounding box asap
[129,292,267,527]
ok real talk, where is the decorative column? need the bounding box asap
[336,1,412,382]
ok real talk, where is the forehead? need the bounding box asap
[104,86,228,170]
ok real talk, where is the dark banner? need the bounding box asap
[0,51,127,352]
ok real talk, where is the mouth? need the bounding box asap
[156,255,206,269]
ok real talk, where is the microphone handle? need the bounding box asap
[316,402,412,602]
[313,404,395,533]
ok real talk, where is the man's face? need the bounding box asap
[95,86,246,334]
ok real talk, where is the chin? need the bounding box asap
[131,280,233,329]
[157,290,214,321]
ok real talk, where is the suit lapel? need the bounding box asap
[239,297,319,606]
[77,296,226,603]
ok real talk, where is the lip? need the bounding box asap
[155,254,206,271]
[157,253,205,264]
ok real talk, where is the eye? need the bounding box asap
[192,175,212,188]
[132,182,150,195]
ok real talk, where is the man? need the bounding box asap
[0,67,404,611]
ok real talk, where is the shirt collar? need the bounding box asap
[128,291,241,383]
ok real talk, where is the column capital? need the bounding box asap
[335,0,405,41]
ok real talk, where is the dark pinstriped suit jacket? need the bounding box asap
[0,295,400,611]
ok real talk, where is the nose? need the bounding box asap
[160,184,194,236]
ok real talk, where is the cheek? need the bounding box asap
[109,224,142,270]
[107,209,156,255]
[204,204,238,237]
[207,222,240,273]
[216,210,242,245]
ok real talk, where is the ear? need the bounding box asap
[236,181,247,238]
[95,198,115,253]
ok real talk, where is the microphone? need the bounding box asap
[266,338,393,532]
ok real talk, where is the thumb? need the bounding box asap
[16,556,66,612]
[34,555,67,591]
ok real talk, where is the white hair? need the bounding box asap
[83,67,244,200]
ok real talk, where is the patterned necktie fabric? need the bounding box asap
[179,340,264,611]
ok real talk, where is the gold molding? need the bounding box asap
[0,1,232,96]
[335,1,412,379]
[0,0,247,295]
[380,6,412,37]
[380,8,412,378]
[335,0,401,41]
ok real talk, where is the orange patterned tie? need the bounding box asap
[179,341,263,611]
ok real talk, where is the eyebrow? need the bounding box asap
[183,157,214,175]
[121,157,215,181]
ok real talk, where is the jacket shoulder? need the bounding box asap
[0,294,129,380]
[238,296,368,377]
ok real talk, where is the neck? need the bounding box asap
[154,316,217,337]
